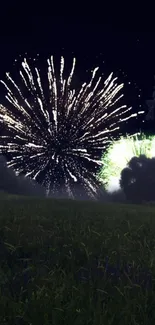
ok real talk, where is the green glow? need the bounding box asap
[97,133,155,193]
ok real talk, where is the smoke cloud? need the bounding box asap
[120,154,155,204]
[0,154,46,197]
[0,153,126,202]
[1,153,154,205]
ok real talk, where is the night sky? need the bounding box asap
[0,14,155,197]
[0,16,154,135]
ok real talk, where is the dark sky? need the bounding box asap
[0,13,154,134]
[0,13,155,198]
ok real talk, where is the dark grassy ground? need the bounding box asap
[0,196,155,324]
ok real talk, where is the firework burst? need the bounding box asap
[0,56,144,198]
[97,133,155,193]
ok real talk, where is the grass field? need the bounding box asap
[0,196,155,324]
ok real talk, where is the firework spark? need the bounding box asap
[0,56,144,198]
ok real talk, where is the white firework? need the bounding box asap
[0,56,144,199]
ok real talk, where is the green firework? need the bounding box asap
[97,133,155,192]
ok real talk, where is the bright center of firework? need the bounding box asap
[0,55,144,198]
[98,134,155,193]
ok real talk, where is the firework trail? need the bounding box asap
[0,56,144,198]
